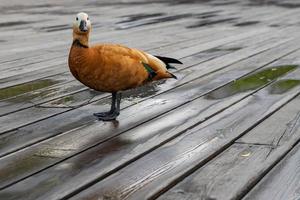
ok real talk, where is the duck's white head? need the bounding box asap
[73,12,91,34]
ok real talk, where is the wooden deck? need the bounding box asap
[0,0,300,199]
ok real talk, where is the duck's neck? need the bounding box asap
[72,32,89,48]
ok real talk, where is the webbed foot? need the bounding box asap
[94,111,119,121]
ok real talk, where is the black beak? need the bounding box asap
[79,20,88,32]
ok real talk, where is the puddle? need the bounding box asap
[0,21,34,27]
[29,10,75,15]
[234,21,260,26]
[85,1,160,6]
[269,79,300,94]
[170,0,213,4]
[118,13,165,23]
[0,154,51,188]
[49,89,102,107]
[43,10,75,15]
[0,84,84,107]
[91,82,160,107]
[186,17,237,28]
[210,1,238,6]
[197,14,218,19]
[248,0,300,8]
[123,82,161,100]
[205,65,298,99]
[39,24,70,32]
[1,88,59,106]
[34,147,75,158]
[192,47,242,59]
[1,4,54,11]
[116,13,203,30]
[208,47,242,53]
[86,0,213,7]
[269,24,281,27]
[277,3,300,8]
[0,79,60,101]
[118,10,219,25]
[50,96,75,106]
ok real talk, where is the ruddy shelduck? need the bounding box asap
[69,12,182,121]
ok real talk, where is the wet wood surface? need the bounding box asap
[1,0,300,199]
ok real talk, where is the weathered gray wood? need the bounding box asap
[158,95,300,200]
[2,0,298,81]
[158,144,272,200]
[0,27,282,116]
[0,72,72,101]
[238,84,300,146]
[0,43,299,198]
[2,32,298,161]
[0,3,216,59]
[0,0,290,51]
[0,0,296,79]
[244,139,300,200]
[0,23,260,87]
[0,25,263,88]
[1,1,300,199]
[0,21,270,86]
[68,68,300,200]
[0,34,291,134]
[0,0,274,53]
[0,22,286,119]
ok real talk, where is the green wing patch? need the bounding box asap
[142,62,157,80]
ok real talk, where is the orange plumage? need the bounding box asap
[69,44,175,92]
[68,12,182,120]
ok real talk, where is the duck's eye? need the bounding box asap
[87,17,89,20]
[76,17,78,21]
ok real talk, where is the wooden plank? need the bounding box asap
[0,80,86,117]
[0,25,260,87]
[158,97,300,200]
[0,27,282,116]
[158,144,272,200]
[0,45,299,197]
[0,19,271,83]
[238,85,300,146]
[0,0,275,52]
[244,139,300,200]
[0,4,215,58]
[0,33,291,134]
[0,72,72,101]
[0,0,292,68]
[0,66,67,92]
[0,0,288,49]
[0,35,298,157]
[0,2,299,200]
[2,2,296,83]
[0,24,240,79]
[66,67,300,200]
[0,24,284,116]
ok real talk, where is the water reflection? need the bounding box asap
[123,81,162,101]
[0,79,59,101]
[205,65,298,99]
[269,79,300,94]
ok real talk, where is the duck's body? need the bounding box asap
[69,42,175,92]
[68,12,182,121]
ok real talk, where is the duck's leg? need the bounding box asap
[94,92,121,121]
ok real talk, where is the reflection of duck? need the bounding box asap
[68,12,182,121]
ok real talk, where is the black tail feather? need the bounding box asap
[166,64,177,70]
[155,55,183,65]
[169,72,177,79]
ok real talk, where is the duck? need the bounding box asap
[68,12,182,121]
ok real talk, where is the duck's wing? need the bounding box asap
[92,44,181,80]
